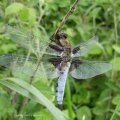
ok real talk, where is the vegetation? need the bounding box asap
[0,0,120,120]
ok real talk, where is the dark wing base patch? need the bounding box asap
[48,57,62,68]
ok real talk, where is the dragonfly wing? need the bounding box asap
[70,60,112,79]
[4,25,61,56]
[41,62,60,79]
[4,25,34,49]
[73,36,98,57]
[41,57,61,79]
[0,54,60,79]
[0,54,31,67]
[0,54,37,80]
[0,54,38,76]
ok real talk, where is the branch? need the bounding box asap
[55,0,80,35]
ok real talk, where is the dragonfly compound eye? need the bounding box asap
[55,32,68,40]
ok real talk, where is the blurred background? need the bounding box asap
[0,0,120,120]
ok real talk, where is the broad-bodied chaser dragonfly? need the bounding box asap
[0,25,112,105]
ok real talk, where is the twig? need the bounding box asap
[54,0,80,35]
[29,59,41,84]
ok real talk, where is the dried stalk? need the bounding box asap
[54,0,80,36]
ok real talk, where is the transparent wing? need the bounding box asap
[4,25,61,56]
[4,25,35,50]
[0,54,38,79]
[70,60,112,79]
[73,36,98,57]
[0,54,32,67]
[0,54,60,79]
[41,60,60,79]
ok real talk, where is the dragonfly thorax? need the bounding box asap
[61,47,72,62]
[61,56,71,62]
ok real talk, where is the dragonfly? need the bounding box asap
[0,25,112,106]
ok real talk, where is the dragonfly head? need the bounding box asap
[55,32,68,47]
[55,32,68,40]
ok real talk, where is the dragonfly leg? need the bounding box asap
[50,34,55,41]
[49,43,63,52]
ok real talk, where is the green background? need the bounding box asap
[0,0,120,120]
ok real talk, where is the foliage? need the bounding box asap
[0,0,120,120]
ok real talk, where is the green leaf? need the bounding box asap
[95,0,110,4]
[4,78,67,120]
[72,89,90,104]
[21,100,39,120]
[106,45,113,55]
[76,106,92,120]
[27,8,36,25]
[0,87,15,117]
[113,45,120,54]
[19,7,29,22]
[34,80,54,100]
[89,45,102,55]
[54,1,70,7]
[106,82,119,92]
[111,57,120,71]
[98,89,111,102]
[19,7,36,25]
[75,84,91,100]
[34,109,54,120]
[112,95,120,106]
[93,89,111,116]
[0,80,43,105]
[94,116,105,120]
[5,2,24,16]
[93,106,105,116]
[90,7,101,18]
[27,0,39,6]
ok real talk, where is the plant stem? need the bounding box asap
[66,79,74,120]
[110,103,120,120]
[55,0,80,35]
